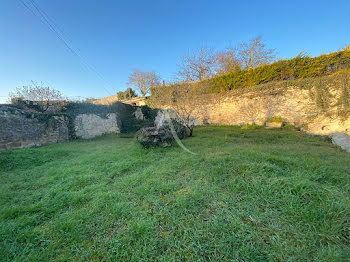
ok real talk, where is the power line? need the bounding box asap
[20,0,113,96]
[25,0,114,96]
[27,0,114,96]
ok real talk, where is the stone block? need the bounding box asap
[265,122,283,128]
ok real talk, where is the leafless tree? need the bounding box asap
[9,81,65,111]
[170,83,197,136]
[238,36,276,69]
[177,46,216,82]
[128,70,160,97]
[150,82,213,136]
[343,45,350,51]
[215,46,242,74]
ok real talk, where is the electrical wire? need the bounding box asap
[20,0,113,96]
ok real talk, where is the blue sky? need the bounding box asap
[0,0,349,102]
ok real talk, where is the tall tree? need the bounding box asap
[177,46,216,82]
[116,87,137,100]
[128,70,160,97]
[238,36,276,69]
[124,87,137,99]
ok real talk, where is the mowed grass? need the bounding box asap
[0,126,349,261]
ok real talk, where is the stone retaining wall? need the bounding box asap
[153,84,350,152]
[74,113,120,139]
[0,105,69,150]
[0,105,122,150]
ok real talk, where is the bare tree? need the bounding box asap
[170,83,197,136]
[150,82,213,136]
[215,46,242,74]
[128,70,160,97]
[238,36,276,69]
[9,81,65,111]
[177,46,216,82]
[343,45,350,51]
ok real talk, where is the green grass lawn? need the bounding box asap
[1,126,349,261]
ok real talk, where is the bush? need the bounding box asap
[116,87,137,100]
[205,49,350,93]
[151,49,350,95]
[267,117,283,123]
[283,123,297,130]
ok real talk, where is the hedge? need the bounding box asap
[205,49,350,93]
[151,49,350,95]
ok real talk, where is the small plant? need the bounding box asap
[267,116,283,123]
[240,123,263,129]
[283,123,297,130]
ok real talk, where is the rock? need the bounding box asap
[154,110,186,139]
[136,120,186,148]
[136,126,174,147]
[265,122,283,128]
[170,120,186,139]
[134,107,144,120]
[330,132,350,153]
[159,119,186,140]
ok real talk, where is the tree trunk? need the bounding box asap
[189,127,193,137]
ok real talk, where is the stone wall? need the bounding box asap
[0,105,122,150]
[74,113,120,139]
[154,83,350,152]
[198,86,350,137]
[0,105,69,150]
[0,101,159,150]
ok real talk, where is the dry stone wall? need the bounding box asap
[74,113,119,139]
[199,86,350,136]
[0,105,69,150]
[207,90,350,153]
[154,84,350,152]
[0,101,159,150]
[0,105,122,150]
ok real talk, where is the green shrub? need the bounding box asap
[283,123,297,130]
[151,49,350,96]
[204,49,350,93]
[267,117,283,123]
[140,105,159,121]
